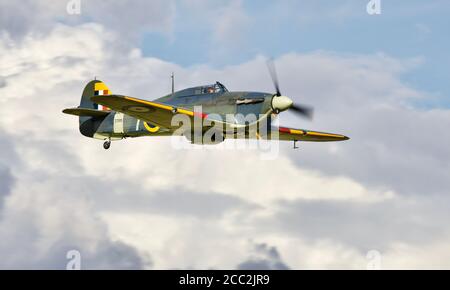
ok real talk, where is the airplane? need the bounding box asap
[62,62,349,150]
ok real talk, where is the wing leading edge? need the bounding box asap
[276,126,349,142]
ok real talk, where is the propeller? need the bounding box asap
[290,103,314,119]
[267,59,281,97]
[267,59,314,119]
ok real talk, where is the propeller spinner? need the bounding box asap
[267,59,314,119]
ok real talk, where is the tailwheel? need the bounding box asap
[103,140,111,150]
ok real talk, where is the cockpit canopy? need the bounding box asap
[173,82,228,98]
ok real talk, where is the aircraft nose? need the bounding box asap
[272,95,293,112]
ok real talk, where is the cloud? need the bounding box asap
[0,0,175,41]
[237,242,290,270]
[267,52,450,197]
[97,188,254,219]
[381,238,450,269]
[0,0,61,38]
[0,179,150,269]
[0,130,18,213]
[210,0,250,55]
[0,15,449,270]
[82,0,176,41]
[0,43,149,268]
[0,133,150,269]
[270,196,450,251]
[0,166,13,211]
[0,76,6,88]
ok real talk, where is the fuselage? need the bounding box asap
[80,83,274,140]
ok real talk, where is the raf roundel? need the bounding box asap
[127,106,151,113]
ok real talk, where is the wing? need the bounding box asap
[91,95,208,129]
[91,95,349,142]
[276,126,349,142]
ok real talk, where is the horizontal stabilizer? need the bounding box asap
[62,107,110,117]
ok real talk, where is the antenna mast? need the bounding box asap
[171,72,175,95]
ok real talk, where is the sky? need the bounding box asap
[0,0,449,269]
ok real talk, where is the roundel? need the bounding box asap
[128,106,150,113]
[144,122,160,133]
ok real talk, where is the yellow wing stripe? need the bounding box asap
[125,96,171,110]
[290,129,305,135]
[178,108,194,117]
[124,96,200,118]
[306,131,347,138]
[279,126,349,141]
[286,129,345,138]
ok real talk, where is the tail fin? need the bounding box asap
[62,80,113,138]
[77,80,112,138]
[80,80,112,110]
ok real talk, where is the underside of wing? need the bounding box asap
[276,126,349,142]
[91,95,207,130]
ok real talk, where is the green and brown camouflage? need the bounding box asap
[63,79,349,149]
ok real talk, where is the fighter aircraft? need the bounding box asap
[63,62,349,149]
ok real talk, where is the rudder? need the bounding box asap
[80,80,111,110]
[78,80,112,137]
